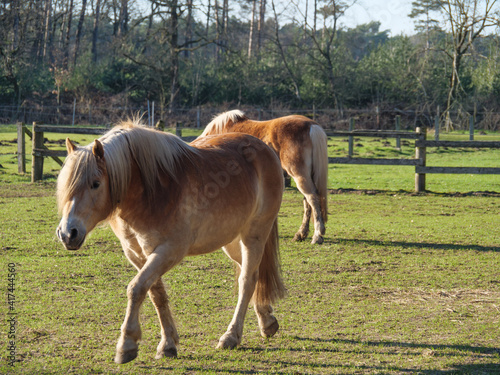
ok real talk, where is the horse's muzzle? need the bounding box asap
[56,224,86,250]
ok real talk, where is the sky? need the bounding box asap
[135,0,418,36]
[342,0,415,36]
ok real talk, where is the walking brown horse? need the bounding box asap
[56,120,286,364]
[200,110,328,244]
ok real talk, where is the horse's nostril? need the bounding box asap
[69,228,78,240]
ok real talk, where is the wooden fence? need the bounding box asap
[18,123,108,182]
[18,122,500,191]
[325,127,500,192]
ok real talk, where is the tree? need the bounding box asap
[73,0,87,67]
[63,0,74,68]
[271,0,302,101]
[92,0,102,63]
[409,0,442,37]
[438,0,498,129]
[299,0,356,110]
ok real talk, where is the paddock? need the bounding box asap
[1,124,499,373]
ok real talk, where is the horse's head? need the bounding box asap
[56,138,113,250]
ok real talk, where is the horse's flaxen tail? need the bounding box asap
[253,218,286,306]
[310,124,328,223]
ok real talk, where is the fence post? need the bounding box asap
[434,115,439,141]
[415,126,426,192]
[72,98,76,126]
[17,122,26,174]
[395,115,401,150]
[152,101,155,128]
[348,118,354,158]
[31,122,44,182]
[175,122,182,137]
[469,115,474,141]
[197,106,201,128]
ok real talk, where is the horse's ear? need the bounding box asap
[92,139,104,160]
[66,138,77,154]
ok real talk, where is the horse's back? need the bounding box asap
[189,132,284,230]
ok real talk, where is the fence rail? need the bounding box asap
[17,122,500,191]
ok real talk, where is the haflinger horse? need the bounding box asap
[56,120,286,364]
[200,110,328,244]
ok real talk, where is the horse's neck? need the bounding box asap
[115,154,186,226]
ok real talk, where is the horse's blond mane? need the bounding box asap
[57,120,196,211]
[200,110,247,137]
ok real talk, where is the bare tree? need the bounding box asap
[271,0,302,101]
[298,0,355,109]
[439,0,498,129]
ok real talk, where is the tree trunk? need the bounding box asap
[91,0,102,63]
[257,0,266,59]
[42,0,52,61]
[32,1,45,62]
[184,0,193,58]
[215,0,220,61]
[73,0,87,67]
[168,0,180,114]
[12,0,20,50]
[64,0,73,68]
[206,0,211,37]
[117,0,128,37]
[248,0,256,59]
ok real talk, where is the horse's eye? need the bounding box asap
[91,181,100,190]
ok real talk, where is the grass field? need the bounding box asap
[0,125,499,374]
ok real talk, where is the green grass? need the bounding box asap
[0,126,499,373]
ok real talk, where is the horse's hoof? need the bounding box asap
[293,233,306,242]
[216,334,239,349]
[311,235,324,245]
[261,319,279,338]
[115,349,138,364]
[155,347,177,359]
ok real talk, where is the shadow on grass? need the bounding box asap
[329,188,500,197]
[136,335,500,374]
[332,238,500,253]
[292,335,500,355]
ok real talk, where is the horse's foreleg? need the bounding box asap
[115,251,181,364]
[148,279,179,359]
[218,241,261,349]
[293,197,311,242]
[254,303,279,338]
[115,277,147,364]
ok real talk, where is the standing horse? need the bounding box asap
[200,110,328,244]
[56,121,286,364]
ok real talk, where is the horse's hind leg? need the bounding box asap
[148,279,179,359]
[293,197,311,242]
[219,238,262,349]
[293,175,325,244]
